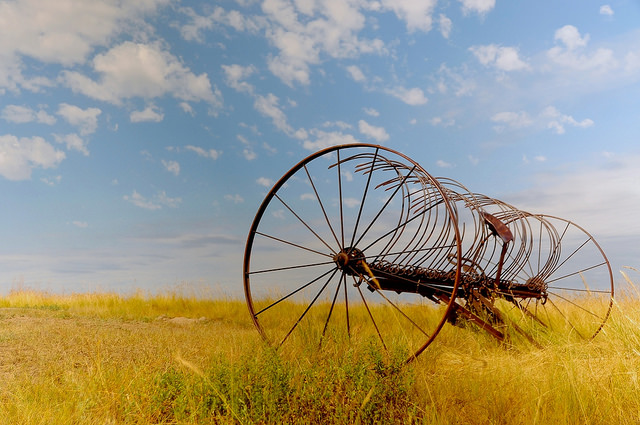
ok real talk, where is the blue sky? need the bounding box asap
[0,0,639,295]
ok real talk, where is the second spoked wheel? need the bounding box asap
[243,144,463,362]
[489,213,614,344]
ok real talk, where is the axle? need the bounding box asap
[332,247,546,302]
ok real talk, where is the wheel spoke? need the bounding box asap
[278,268,339,347]
[352,275,387,351]
[546,290,604,320]
[352,166,417,249]
[319,272,345,346]
[545,261,607,285]
[352,270,432,338]
[249,259,336,276]
[547,237,592,278]
[360,200,445,256]
[244,145,469,362]
[254,267,337,316]
[275,193,338,255]
[348,148,380,249]
[304,164,341,249]
[545,296,587,340]
[255,231,333,258]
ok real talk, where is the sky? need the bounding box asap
[0,0,639,296]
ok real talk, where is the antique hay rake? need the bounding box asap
[243,144,614,362]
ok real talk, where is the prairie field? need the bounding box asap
[1,275,640,424]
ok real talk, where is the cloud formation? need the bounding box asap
[62,42,222,108]
[0,135,65,180]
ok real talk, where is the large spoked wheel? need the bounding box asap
[243,144,462,362]
[492,214,614,343]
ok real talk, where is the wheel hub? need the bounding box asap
[333,247,365,274]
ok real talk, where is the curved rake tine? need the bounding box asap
[352,166,418,249]
[336,149,345,248]
[245,144,613,363]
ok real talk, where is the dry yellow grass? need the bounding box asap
[0,283,638,424]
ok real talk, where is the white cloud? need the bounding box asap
[554,25,589,50]
[323,120,352,130]
[0,134,65,180]
[222,64,257,94]
[184,145,221,160]
[257,177,274,187]
[522,155,547,164]
[72,221,89,228]
[161,159,180,176]
[41,175,62,186]
[358,120,389,142]
[436,159,453,168]
[433,63,476,97]
[301,129,359,151]
[259,0,384,86]
[1,105,56,125]
[439,14,452,39]
[430,116,455,127]
[179,102,194,115]
[624,51,640,74]
[179,6,264,42]
[0,0,169,65]
[243,148,257,161]
[505,154,640,243]
[54,133,89,156]
[363,107,379,117]
[470,44,529,71]
[254,93,294,134]
[347,65,366,82]
[547,25,617,72]
[541,106,594,134]
[57,103,101,135]
[130,104,164,123]
[380,0,437,32]
[0,0,170,92]
[62,42,222,108]
[343,197,359,208]
[386,86,428,105]
[459,0,496,15]
[599,5,614,16]
[490,107,593,134]
[224,194,244,204]
[491,111,533,131]
[123,190,181,210]
[36,110,57,125]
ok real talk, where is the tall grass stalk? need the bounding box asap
[0,281,639,424]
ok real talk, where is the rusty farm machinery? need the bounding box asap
[243,144,614,362]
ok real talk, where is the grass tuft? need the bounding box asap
[0,275,639,424]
